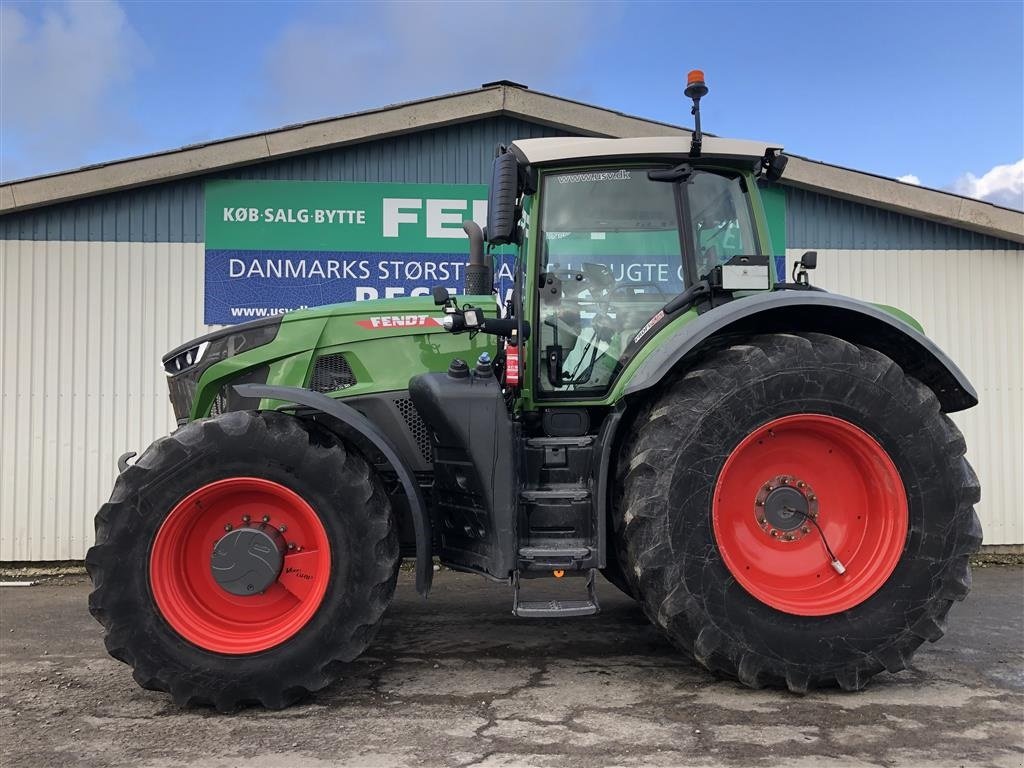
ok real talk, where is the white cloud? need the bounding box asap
[0,0,147,180]
[261,2,620,125]
[896,174,920,185]
[952,159,1024,210]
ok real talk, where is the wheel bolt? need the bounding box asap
[808,495,816,501]
[780,478,788,485]
[797,481,806,488]
[278,525,287,533]
[783,534,794,541]
[262,515,271,523]
[802,526,811,534]
[224,523,233,532]
[242,514,250,523]
[755,500,764,507]
[770,529,779,537]
[759,517,767,525]
[288,542,296,550]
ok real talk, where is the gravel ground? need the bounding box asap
[1,566,1022,768]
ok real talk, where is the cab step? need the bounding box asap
[512,569,600,618]
[518,546,591,568]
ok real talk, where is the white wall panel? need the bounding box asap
[788,248,1024,546]
[0,240,210,560]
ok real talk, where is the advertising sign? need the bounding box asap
[204,180,786,325]
[204,180,512,324]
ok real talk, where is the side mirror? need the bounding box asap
[432,286,451,306]
[486,149,519,246]
[792,251,817,286]
[765,152,788,182]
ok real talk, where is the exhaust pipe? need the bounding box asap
[462,220,493,296]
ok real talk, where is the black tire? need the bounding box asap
[615,332,982,692]
[86,410,399,711]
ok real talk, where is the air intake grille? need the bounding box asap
[395,398,432,463]
[309,353,357,393]
[209,389,229,417]
[205,366,269,418]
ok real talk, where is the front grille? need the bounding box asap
[167,375,199,423]
[395,397,432,463]
[309,353,357,393]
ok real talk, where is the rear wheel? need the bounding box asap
[86,410,399,710]
[616,332,981,691]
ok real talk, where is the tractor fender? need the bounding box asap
[234,383,433,596]
[622,291,978,413]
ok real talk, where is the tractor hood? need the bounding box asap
[162,294,495,422]
[283,295,454,338]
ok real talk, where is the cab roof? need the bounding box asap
[510,136,783,165]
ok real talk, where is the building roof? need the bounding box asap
[511,136,783,165]
[1,82,1021,243]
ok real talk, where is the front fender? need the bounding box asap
[621,291,978,413]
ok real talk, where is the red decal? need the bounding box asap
[633,310,665,344]
[505,341,520,386]
[356,315,443,330]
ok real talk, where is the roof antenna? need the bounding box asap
[685,70,708,158]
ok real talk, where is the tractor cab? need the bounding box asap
[503,133,784,399]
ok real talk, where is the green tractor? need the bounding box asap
[87,73,981,710]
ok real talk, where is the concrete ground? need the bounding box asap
[0,568,1021,768]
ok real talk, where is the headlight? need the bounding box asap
[162,317,282,421]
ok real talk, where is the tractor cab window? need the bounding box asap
[536,168,684,395]
[686,171,759,278]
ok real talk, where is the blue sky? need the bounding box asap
[2,0,1022,207]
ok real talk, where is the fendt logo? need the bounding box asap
[356,315,443,330]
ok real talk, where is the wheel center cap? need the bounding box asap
[211,525,286,596]
[764,486,808,531]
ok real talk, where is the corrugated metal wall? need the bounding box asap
[786,187,1019,250]
[0,240,206,560]
[786,247,1024,546]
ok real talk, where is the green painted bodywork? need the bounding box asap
[190,296,496,419]
[185,163,927,421]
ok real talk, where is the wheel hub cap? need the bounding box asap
[764,486,807,531]
[211,524,286,596]
[755,475,818,542]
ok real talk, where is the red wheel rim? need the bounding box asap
[150,477,331,654]
[712,415,907,616]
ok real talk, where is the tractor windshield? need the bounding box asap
[535,166,757,395]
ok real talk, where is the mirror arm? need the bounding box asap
[663,280,711,315]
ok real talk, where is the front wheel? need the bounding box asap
[86,410,399,710]
[615,332,981,692]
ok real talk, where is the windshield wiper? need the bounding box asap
[648,164,693,183]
